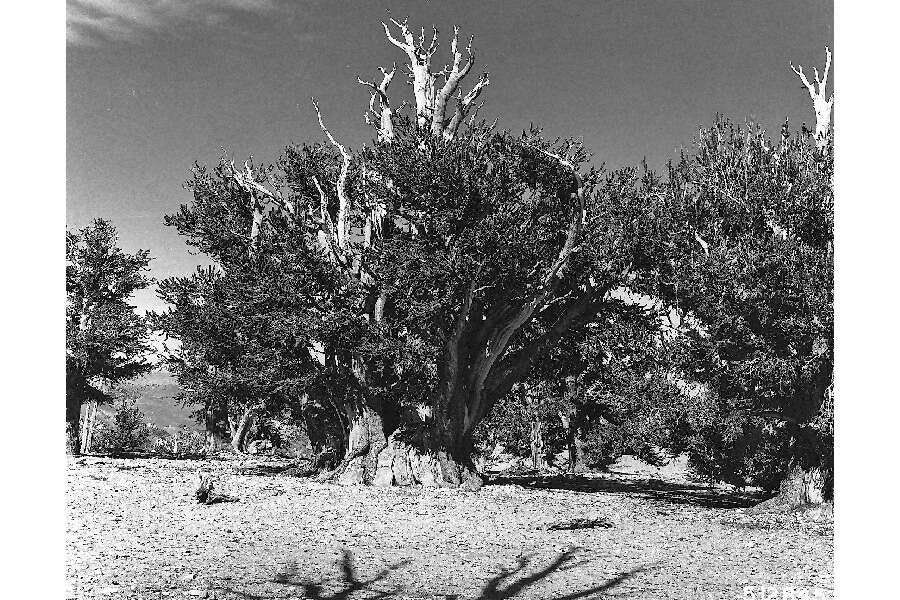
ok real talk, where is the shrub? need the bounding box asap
[93,397,149,452]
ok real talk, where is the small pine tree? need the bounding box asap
[66,218,153,454]
[94,394,150,452]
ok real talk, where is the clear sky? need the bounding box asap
[66,0,833,314]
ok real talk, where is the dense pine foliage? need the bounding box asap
[66,219,154,454]
[70,22,833,500]
[656,119,834,493]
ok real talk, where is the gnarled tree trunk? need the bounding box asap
[752,462,828,513]
[321,392,483,488]
[775,465,826,506]
[204,403,228,454]
[327,404,388,485]
[66,364,85,456]
[229,407,257,454]
[558,410,585,472]
[370,426,483,490]
[530,418,545,471]
[66,397,82,456]
[80,400,98,454]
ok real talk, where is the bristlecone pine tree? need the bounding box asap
[167,19,682,487]
[644,49,833,506]
[66,219,153,455]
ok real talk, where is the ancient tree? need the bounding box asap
[650,112,834,504]
[66,219,153,455]
[168,19,670,487]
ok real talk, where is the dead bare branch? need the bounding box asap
[358,64,397,141]
[312,98,352,250]
[381,20,486,139]
[790,46,833,145]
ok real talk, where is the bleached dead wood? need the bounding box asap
[790,47,833,147]
[381,18,489,140]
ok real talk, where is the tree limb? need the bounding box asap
[790,46,834,145]
[382,18,437,127]
[431,27,476,137]
[381,19,485,139]
[312,98,352,251]
[311,175,344,267]
[463,147,588,430]
[358,64,397,142]
[444,72,490,139]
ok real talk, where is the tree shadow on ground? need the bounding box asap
[486,473,762,509]
[213,549,647,599]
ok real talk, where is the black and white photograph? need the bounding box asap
[19,0,878,597]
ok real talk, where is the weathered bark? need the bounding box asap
[370,429,483,490]
[558,411,581,472]
[80,400,98,454]
[66,396,82,456]
[323,399,484,489]
[790,47,833,147]
[530,418,545,470]
[752,464,827,513]
[779,465,826,505]
[204,402,228,454]
[229,407,256,454]
[317,404,387,484]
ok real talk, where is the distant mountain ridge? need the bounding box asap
[84,368,200,431]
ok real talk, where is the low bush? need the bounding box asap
[93,397,149,453]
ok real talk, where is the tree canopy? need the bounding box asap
[146,21,833,501]
[651,117,833,496]
[66,218,154,454]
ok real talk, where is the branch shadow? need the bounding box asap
[474,550,646,600]
[212,549,647,599]
[486,473,761,509]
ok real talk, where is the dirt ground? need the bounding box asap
[66,456,833,600]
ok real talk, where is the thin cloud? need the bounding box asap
[67,0,285,47]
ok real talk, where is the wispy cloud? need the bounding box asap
[67,0,285,47]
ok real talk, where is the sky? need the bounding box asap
[66,0,833,314]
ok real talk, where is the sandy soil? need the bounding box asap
[66,456,832,600]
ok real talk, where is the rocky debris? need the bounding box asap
[67,456,833,599]
[195,472,239,505]
[722,502,834,536]
[246,439,273,455]
[281,450,335,477]
[97,586,119,595]
[540,517,614,531]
